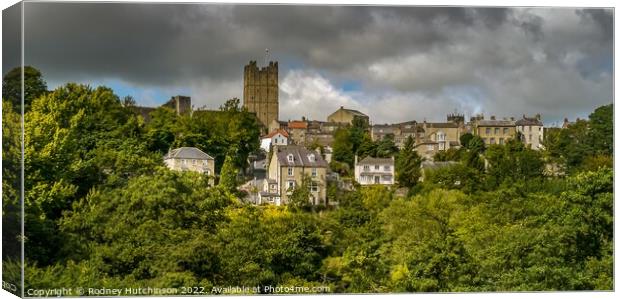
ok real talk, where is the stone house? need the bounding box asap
[265,146,328,206]
[327,106,369,125]
[471,116,517,146]
[164,147,215,184]
[516,115,544,150]
[287,120,308,145]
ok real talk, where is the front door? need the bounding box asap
[374,176,380,184]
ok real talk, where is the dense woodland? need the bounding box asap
[2,67,613,293]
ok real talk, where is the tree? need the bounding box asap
[587,104,612,156]
[459,133,473,148]
[218,153,238,193]
[59,169,232,287]
[485,138,544,186]
[395,136,423,187]
[288,176,313,211]
[24,83,160,265]
[375,134,399,158]
[332,128,354,167]
[3,66,48,112]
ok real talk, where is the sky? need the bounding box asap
[2,2,613,126]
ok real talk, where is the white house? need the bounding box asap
[260,129,290,152]
[354,155,395,186]
[516,115,544,150]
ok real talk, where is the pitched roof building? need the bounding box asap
[164,147,215,184]
[327,106,369,125]
[354,156,395,186]
[263,146,328,206]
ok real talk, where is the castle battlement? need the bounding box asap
[243,60,279,131]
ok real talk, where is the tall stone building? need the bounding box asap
[243,60,279,130]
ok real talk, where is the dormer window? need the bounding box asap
[308,154,315,162]
[287,154,294,163]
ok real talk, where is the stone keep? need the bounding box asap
[243,60,279,129]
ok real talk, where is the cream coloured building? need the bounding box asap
[516,115,544,150]
[327,106,369,125]
[472,116,517,146]
[164,147,215,184]
[264,146,328,206]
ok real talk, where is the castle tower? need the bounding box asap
[243,60,279,130]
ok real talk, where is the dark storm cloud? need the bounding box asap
[13,2,614,124]
[20,3,511,85]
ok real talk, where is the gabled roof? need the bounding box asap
[264,129,289,138]
[164,147,214,160]
[357,156,394,165]
[288,121,308,129]
[275,146,328,168]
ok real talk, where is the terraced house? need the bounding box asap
[265,146,328,206]
[471,116,517,146]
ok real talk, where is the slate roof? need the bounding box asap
[476,120,516,127]
[357,156,394,165]
[426,122,459,128]
[515,117,543,126]
[164,147,214,160]
[275,146,328,167]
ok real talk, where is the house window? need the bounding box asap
[494,128,499,134]
[384,165,391,171]
[438,132,445,141]
[287,180,295,190]
[528,126,531,131]
[288,167,293,176]
[182,159,186,165]
[206,170,210,175]
[375,165,380,170]
[499,138,504,145]
[483,138,487,144]
[529,134,532,142]
[490,138,496,144]
[485,128,491,134]
[312,168,317,177]
[287,154,294,162]
[192,159,196,165]
[310,182,319,192]
[363,165,370,171]
[503,128,508,134]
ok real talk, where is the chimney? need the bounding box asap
[354,155,358,165]
[510,117,515,121]
[535,113,541,120]
[490,115,496,120]
[340,106,344,109]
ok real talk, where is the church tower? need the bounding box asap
[243,60,279,130]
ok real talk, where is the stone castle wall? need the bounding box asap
[243,60,279,130]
